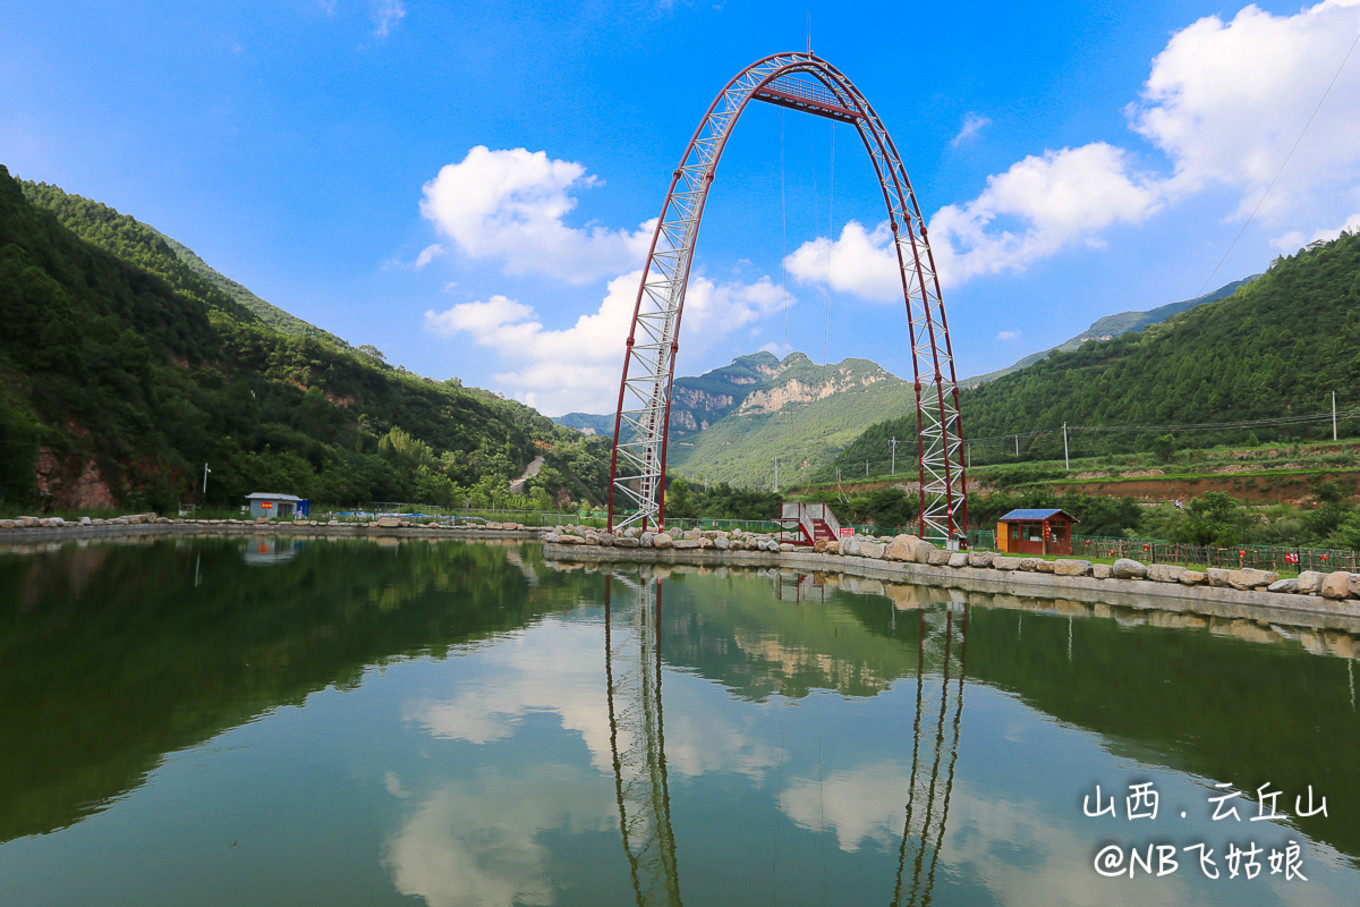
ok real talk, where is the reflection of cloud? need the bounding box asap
[384,764,615,907]
[403,621,617,772]
[663,700,782,782]
[782,760,905,852]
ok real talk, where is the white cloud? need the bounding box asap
[925,1,1360,286]
[785,220,902,302]
[1272,210,1360,252]
[951,112,992,147]
[928,143,1163,285]
[414,243,446,269]
[997,330,1020,341]
[372,0,406,38]
[424,270,787,415]
[1131,0,1360,217]
[420,146,656,284]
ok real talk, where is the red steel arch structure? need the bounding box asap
[608,52,967,543]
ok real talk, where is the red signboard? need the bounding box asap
[840,527,853,538]
[261,502,273,510]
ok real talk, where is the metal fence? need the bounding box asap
[967,528,1358,573]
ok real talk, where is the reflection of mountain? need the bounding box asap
[651,570,955,700]
[0,538,593,844]
[605,572,969,907]
[951,597,1360,864]
[624,565,1360,866]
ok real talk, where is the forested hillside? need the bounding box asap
[0,166,609,512]
[961,276,1257,386]
[825,231,1360,477]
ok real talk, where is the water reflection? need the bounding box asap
[4,540,1360,906]
[605,576,682,907]
[601,574,971,907]
[893,606,967,907]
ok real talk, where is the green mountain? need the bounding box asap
[0,167,610,511]
[555,351,914,488]
[828,231,1360,475]
[961,277,1259,386]
[664,352,916,488]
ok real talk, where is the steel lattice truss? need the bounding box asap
[893,605,968,906]
[604,576,683,907]
[608,52,967,542]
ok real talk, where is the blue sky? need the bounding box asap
[5,0,1360,415]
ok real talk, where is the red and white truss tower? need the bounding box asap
[608,52,967,543]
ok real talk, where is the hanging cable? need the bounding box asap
[781,109,789,350]
[1198,25,1360,294]
[821,122,832,367]
[825,123,834,367]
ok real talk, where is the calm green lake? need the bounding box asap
[2,536,1358,905]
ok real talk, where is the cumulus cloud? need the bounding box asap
[997,330,1020,341]
[1131,0,1360,217]
[372,0,406,37]
[951,112,992,147]
[1272,210,1360,252]
[921,1,1360,286]
[928,143,1164,285]
[421,146,656,283]
[425,270,787,415]
[785,220,902,302]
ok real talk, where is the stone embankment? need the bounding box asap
[0,513,541,543]
[543,524,1360,618]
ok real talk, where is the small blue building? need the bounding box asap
[245,492,309,519]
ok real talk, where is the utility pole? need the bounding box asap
[1015,435,1019,456]
[1062,423,1070,471]
[202,462,211,496]
[966,442,972,469]
[1333,391,1338,441]
[889,437,899,475]
[865,459,869,478]
[774,458,779,493]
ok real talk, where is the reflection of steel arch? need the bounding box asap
[608,51,967,542]
[893,604,968,906]
[605,576,683,907]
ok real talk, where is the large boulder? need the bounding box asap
[1268,577,1300,594]
[884,535,919,562]
[1147,564,1185,583]
[1093,564,1114,579]
[652,532,674,549]
[927,548,953,566]
[860,542,887,560]
[1111,558,1148,580]
[713,535,731,551]
[1179,570,1208,586]
[967,551,994,568]
[1321,571,1354,600]
[914,540,936,564]
[1228,568,1278,591]
[947,552,969,568]
[1053,559,1093,577]
[1297,571,1326,594]
[993,556,1023,571]
[841,537,862,557]
[1205,568,1233,588]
